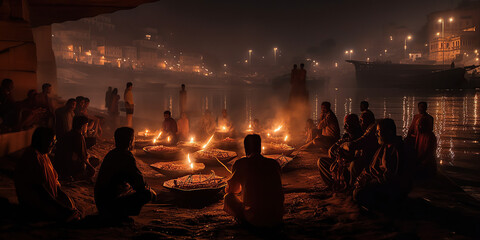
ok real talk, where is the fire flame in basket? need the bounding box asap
[190,137,195,143]
[202,134,215,149]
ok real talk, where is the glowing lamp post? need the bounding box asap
[404,35,412,60]
[273,47,278,65]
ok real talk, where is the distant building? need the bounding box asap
[427,2,480,64]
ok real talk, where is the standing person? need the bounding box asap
[162,110,178,144]
[14,127,80,222]
[224,134,284,228]
[105,86,112,110]
[407,102,434,140]
[109,88,120,129]
[360,101,375,132]
[95,127,156,220]
[179,84,187,114]
[177,112,189,141]
[54,98,76,139]
[124,82,134,127]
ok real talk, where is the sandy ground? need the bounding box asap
[1,138,480,240]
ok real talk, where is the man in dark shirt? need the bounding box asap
[54,116,94,181]
[224,134,284,228]
[162,110,178,144]
[95,127,156,219]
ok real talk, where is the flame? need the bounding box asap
[167,136,171,142]
[267,133,270,137]
[202,134,215,149]
[153,131,162,144]
[187,153,191,163]
[248,124,252,129]
[222,126,227,131]
[144,129,149,137]
[284,135,288,142]
[274,125,283,132]
[190,163,194,170]
[190,137,195,143]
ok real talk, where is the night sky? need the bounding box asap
[110,0,461,63]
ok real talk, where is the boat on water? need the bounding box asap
[346,60,478,89]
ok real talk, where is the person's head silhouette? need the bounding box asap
[244,134,261,156]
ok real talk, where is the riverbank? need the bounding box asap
[0,138,479,239]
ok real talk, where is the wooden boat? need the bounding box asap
[346,60,469,88]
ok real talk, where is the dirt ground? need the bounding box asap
[1,138,480,240]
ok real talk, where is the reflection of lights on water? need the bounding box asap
[474,93,478,127]
[383,98,387,118]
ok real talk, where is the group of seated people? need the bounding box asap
[314,101,437,209]
[12,97,437,228]
[0,78,102,139]
[14,125,156,222]
[0,79,55,133]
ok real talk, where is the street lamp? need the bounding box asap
[404,35,412,59]
[438,17,454,66]
[248,49,252,66]
[273,47,278,65]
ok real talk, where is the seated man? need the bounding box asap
[54,98,76,139]
[95,127,156,219]
[353,118,411,209]
[317,114,363,190]
[224,134,284,228]
[54,116,95,181]
[162,110,178,144]
[14,127,80,222]
[303,102,340,149]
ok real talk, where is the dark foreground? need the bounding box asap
[1,139,480,240]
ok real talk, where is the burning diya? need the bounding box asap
[177,137,201,152]
[143,145,181,159]
[137,129,157,138]
[262,142,295,156]
[163,171,226,193]
[150,154,205,177]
